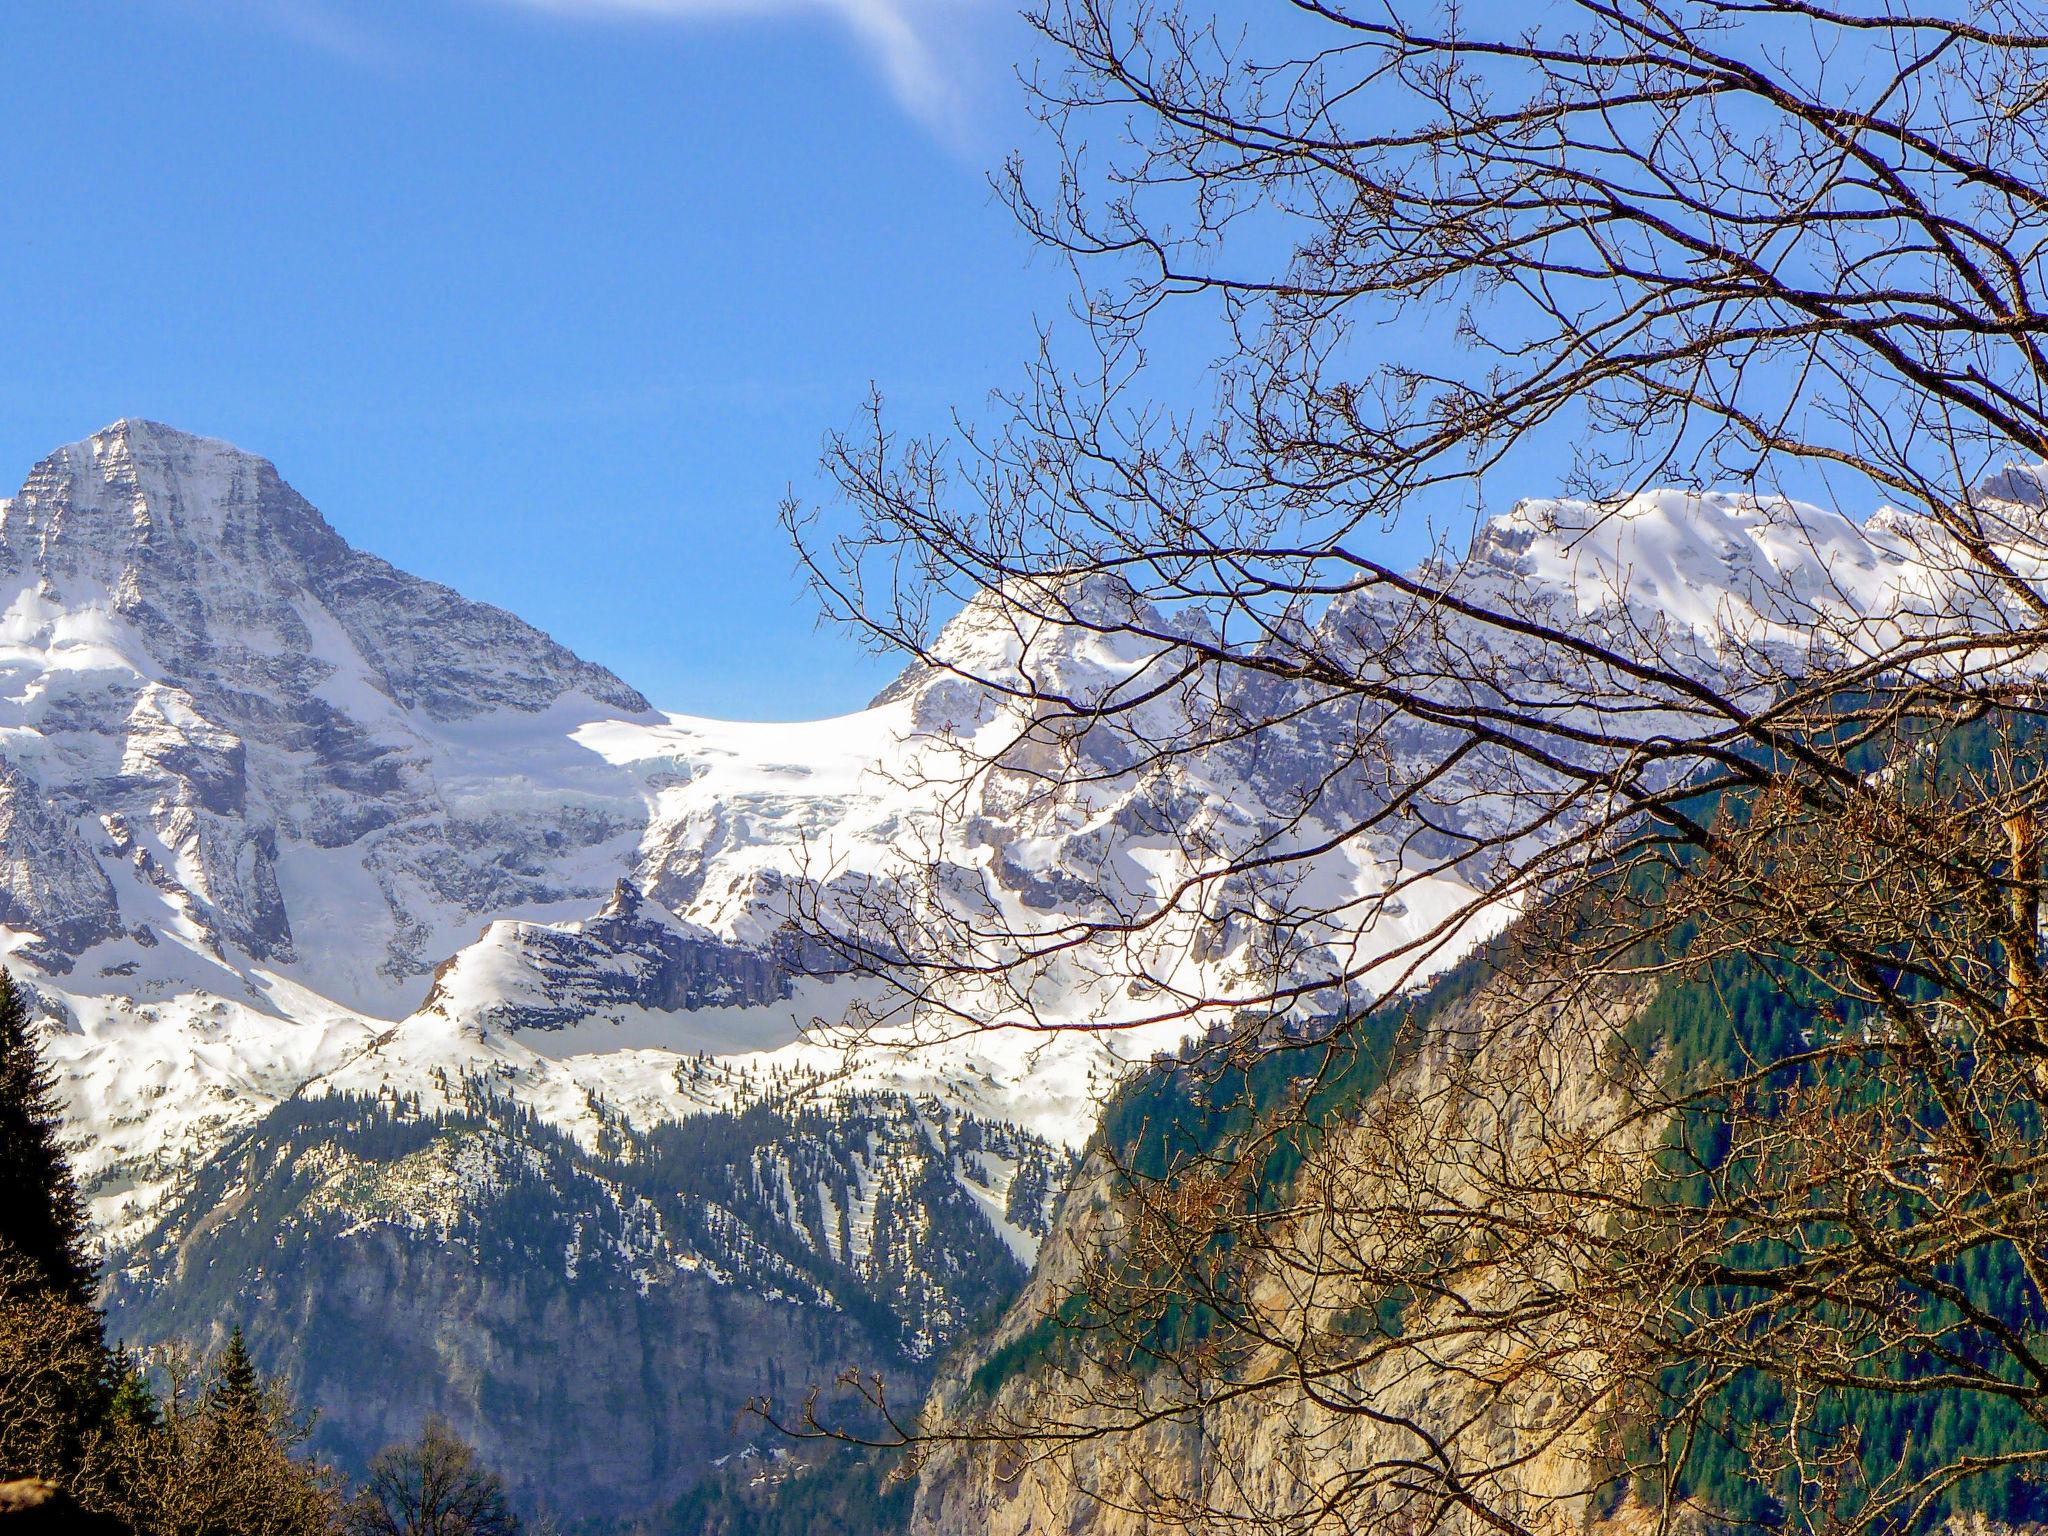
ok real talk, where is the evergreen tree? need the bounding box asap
[208,1325,261,1428]
[0,969,96,1308]
[0,969,340,1532]
[107,1360,161,1432]
[138,1339,343,1536]
[0,967,117,1489]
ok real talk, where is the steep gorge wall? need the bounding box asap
[908,970,1658,1536]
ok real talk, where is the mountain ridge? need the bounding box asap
[15,420,2017,1239]
[3,419,2025,1522]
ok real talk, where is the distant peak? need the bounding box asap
[9,420,305,552]
[1976,462,2048,508]
[72,418,271,468]
[95,417,191,441]
[2,422,654,721]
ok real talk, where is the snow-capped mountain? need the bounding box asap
[7,419,2006,1516]
[3,419,686,1238]
[0,419,1087,1510]
[10,426,1208,1241]
[9,425,1301,1244]
[17,423,1997,1227]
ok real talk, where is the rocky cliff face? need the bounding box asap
[3,418,647,976]
[0,420,2008,1527]
[416,879,796,1032]
[906,968,1657,1536]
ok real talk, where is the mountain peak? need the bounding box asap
[53,418,282,494]
[0,421,651,725]
[84,417,252,455]
[8,417,311,557]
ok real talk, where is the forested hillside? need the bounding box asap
[904,893,2048,1533]
[105,1081,1062,1516]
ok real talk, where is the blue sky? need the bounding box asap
[0,0,1080,717]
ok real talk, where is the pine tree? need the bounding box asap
[0,971,118,1490]
[154,1334,343,1536]
[0,972,338,1529]
[209,1325,261,1426]
[107,1360,161,1431]
[0,969,97,1307]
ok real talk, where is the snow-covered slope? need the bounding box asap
[0,421,664,1235]
[11,421,2010,1260]
[3,419,2019,1518]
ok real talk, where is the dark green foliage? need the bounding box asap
[123,1081,1041,1370]
[1098,936,1495,1190]
[964,1293,1092,1400]
[0,966,120,1489]
[109,1077,1051,1517]
[1625,954,2048,1531]
[107,1363,161,1432]
[1002,1151,1053,1232]
[1007,826,2048,1536]
[1039,951,1490,1384]
[210,1325,261,1427]
[114,1088,660,1336]
[662,1446,912,1536]
[624,1092,1037,1357]
[0,971,98,1308]
[145,1331,343,1535]
[1565,708,2048,1527]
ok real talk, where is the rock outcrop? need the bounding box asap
[909,967,1658,1536]
[0,421,2014,1527]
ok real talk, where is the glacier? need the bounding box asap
[7,420,2013,1251]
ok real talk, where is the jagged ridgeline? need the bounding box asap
[106,1077,1069,1520]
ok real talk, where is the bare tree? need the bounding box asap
[344,1419,519,1536]
[774,3,2048,1532]
[0,1249,112,1487]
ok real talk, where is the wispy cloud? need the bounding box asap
[494,0,976,135]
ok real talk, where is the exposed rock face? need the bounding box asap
[0,420,651,993]
[908,969,1657,1536]
[417,879,793,1032]
[20,421,1976,1248]
[0,759,122,957]
[5,419,647,723]
[108,1087,1067,1516]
